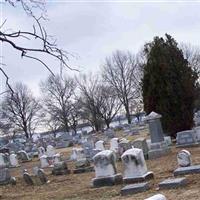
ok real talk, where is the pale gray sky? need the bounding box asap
[1,1,200,96]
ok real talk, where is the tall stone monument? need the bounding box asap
[145,111,170,159]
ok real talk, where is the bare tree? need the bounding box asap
[98,85,122,128]
[40,74,76,133]
[180,43,200,74]
[0,82,41,138]
[1,0,74,93]
[77,75,104,132]
[102,50,142,124]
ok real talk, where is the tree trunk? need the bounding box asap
[125,106,131,124]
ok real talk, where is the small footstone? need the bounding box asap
[174,165,200,176]
[144,194,167,200]
[159,177,187,189]
[121,182,149,196]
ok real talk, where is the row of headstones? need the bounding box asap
[91,148,193,198]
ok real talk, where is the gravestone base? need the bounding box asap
[174,165,200,176]
[121,182,150,196]
[73,166,94,174]
[148,141,170,159]
[159,177,187,189]
[176,143,200,148]
[92,173,122,187]
[123,171,154,184]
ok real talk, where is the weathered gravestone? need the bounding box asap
[118,138,131,156]
[38,146,46,158]
[23,169,34,186]
[193,126,200,142]
[121,182,150,196]
[40,155,49,168]
[37,168,48,184]
[52,161,70,175]
[176,130,198,147]
[53,153,61,164]
[92,150,122,187]
[18,150,31,162]
[104,129,115,139]
[159,177,187,189]
[177,150,191,167]
[110,138,119,153]
[121,148,153,184]
[144,194,167,200]
[145,112,170,159]
[0,153,8,168]
[95,140,105,151]
[0,168,12,185]
[46,145,56,157]
[9,152,19,167]
[132,137,149,159]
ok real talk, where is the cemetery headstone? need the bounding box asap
[158,177,187,189]
[95,140,105,151]
[46,145,56,157]
[52,161,70,175]
[145,111,170,159]
[92,150,122,187]
[132,137,149,159]
[0,168,12,185]
[18,150,31,162]
[177,149,191,167]
[118,138,131,156]
[38,146,46,158]
[9,152,19,167]
[110,138,119,153]
[0,153,7,168]
[176,130,198,147]
[121,182,150,196]
[121,148,153,184]
[37,168,48,184]
[23,170,34,186]
[40,155,49,168]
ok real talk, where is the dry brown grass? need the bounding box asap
[1,134,200,200]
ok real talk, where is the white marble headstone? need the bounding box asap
[46,145,56,157]
[53,153,61,164]
[121,148,148,179]
[38,146,46,158]
[177,149,191,167]
[9,152,19,167]
[40,155,49,168]
[110,138,119,152]
[95,140,105,151]
[93,150,116,178]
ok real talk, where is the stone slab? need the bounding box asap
[73,166,94,174]
[121,182,150,196]
[92,173,122,187]
[144,194,167,200]
[174,165,200,176]
[123,171,154,184]
[159,177,187,189]
[148,148,171,159]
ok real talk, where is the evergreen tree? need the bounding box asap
[142,34,198,137]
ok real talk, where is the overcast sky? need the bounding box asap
[1,1,200,97]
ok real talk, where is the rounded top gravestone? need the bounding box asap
[177,149,191,167]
